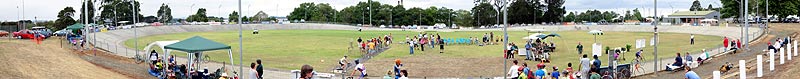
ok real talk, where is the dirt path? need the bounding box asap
[634,23,800,79]
[0,39,130,79]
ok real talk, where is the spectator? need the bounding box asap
[249,63,258,79]
[535,63,547,79]
[439,36,445,53]
[394,59,404,79]
[723,37,729,49]
[300,65,314,79]
[256,59,263,79]
[591,55,601,73]
[399,70,409,79]
[579,54,591,79]
[589,72,601,79]
[685,52,693,64]
[383,70,393,79]
[690,34,695,45]
[565,63,576,79]
[551,67,560,79]
[508,60,520,79]
[150,50,159,64]
[685,67,701,79]
[577,42,584,54]
[407,36,415,55]
[526,40,534,60]
[667,53,684,71]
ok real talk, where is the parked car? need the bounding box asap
[53,29,70,36]
[30,27,53,38]
[12,30,43,39]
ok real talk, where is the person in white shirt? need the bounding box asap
[579,54,591,79]
[690,34,695,45]
[249,63,258,79]
[507,60,520,79]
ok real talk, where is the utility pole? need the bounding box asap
[744,0,749,49]
[492,0,509,78]
[368,0,372,26]
[238,0,244,78]
[131,0,138,58]
[653,0,659,76]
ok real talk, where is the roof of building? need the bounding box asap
[669,11,716,16]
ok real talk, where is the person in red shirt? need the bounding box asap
[737,40,742,48]
[723,37,729,49]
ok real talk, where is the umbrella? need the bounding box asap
[523,33,548,40]
[547,32,561,37]
[66,23,85,34]
[589,30,603,35]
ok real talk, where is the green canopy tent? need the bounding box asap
[66,23,85,34]
[163,36,235,74]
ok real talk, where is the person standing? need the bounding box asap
[407,36,415,55]
[508,60,520,79]
[256,59,264,79]
[579,54,591,79]
[723,37,729,49]
[526,40,534,60]
[690,34,695,45]
[393,59,404,79]
[551,67,561,79]
[576,42,584,54]
[535,63,547,79]
[591,55,601,74]
[248,63,258,79]
[439,36,445,53]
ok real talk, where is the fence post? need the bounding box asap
[781,47,785,64]
[770,49,775,71]
[713,71,721,79]
[757,55,763,77]
[795,41,798,57]
[739,60,746,79]
[789,43,793,60]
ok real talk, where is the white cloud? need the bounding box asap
[1,0,722,21]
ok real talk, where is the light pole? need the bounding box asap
[653,0,659,76]
[130,0,138,58]
[744,0,749,49]
[492,0,509,78]
[238,0,243,78]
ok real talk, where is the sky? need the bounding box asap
[1,0,722,21]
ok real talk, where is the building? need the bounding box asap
[665,11,720,26]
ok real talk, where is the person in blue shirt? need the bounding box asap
[525,40,534,60]
[550,67,560,79]
[592,55,601,73]
[685,67,701,79]
[535,63,546,79]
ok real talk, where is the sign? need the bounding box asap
[593,43,602,56]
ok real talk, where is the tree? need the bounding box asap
[241,16,249,22]
[564,12,575,22]
[472,3,496,26]
[157,4,172,23]
[454,10,474,27]
[720,0,741,18]
[690,0,703,11]
[632,9,644,21]
[80,0,96,23]
[228,11,239,23]
[252,11,270,22]
[99,0,141,25]
[543,0,566,22]
[766,0,799,20]
[187,8,207,22]
[508,0,535,24]
[55,7,77,30]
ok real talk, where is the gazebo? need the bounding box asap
[161,36,235,76]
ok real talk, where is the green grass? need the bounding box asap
[125,30,721,72]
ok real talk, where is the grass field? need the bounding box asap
[125,30,721,77]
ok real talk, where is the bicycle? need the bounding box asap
[630,56,646,75]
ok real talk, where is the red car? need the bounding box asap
[12,30,43,39]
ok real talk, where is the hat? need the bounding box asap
[537,63,545,68]
[553,67,559,70]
